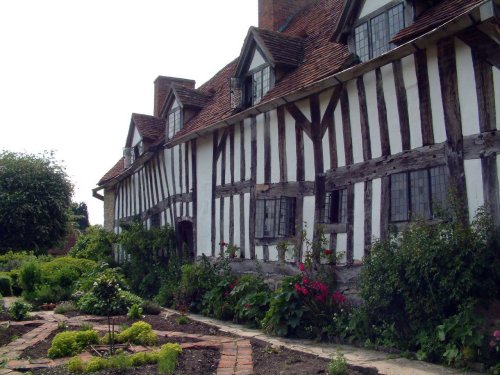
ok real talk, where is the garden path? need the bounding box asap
[0,311,254,375]
[166,308,483,375]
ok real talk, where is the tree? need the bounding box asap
[0,151,73,253]
[70,202,90,231]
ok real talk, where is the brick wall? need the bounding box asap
[258,0,317,31]
[153,76,196,117]
[103,188,116,232]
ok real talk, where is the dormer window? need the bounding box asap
[133,141,144,160]
[244,49,272,106]
[354,3,405,62]
[167,99,182,140]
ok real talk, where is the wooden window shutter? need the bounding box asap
[230,77,242,109]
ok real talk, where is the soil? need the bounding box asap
[0,323,40,346]
[21,328,66,359]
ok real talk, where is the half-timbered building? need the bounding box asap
[94,0,500,268]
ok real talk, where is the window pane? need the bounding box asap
[355,23,370,62]
[264,200,276,237]
[321,192,332,223]
[388,4,405,38]
[174,110,181,134]
[253,70,262,104]
[255,200,265,238]
[279,197,295,236]
[370,12,389,58]
[262,66,270,97]
[339,189,347,223]
[430,166,448,216]
[168,112,175,139]
[391,172,408,221]
[410,169,431,219]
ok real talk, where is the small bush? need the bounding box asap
[130,351,159,366]
[67,356,85,373]
[108,353,132,370]
[69,225,115,263]
[0,251,38,272]
[328,351,348,375]
[177,315,188,325]
[48,330,99,358]
[32,284,67,305]
[85,357,109,373]
[127,303,143,319]
[77,289,143,316]
[117,321,157,346]
[231,274,272,327]
[142,300,161,315]
[54,301,77,314]
[158,343,182,375]
[19,262,41,294]
[9,300,31,321]
[0,275,13,296]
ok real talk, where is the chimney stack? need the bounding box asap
[153,76,195,117]
[258,0,316,31]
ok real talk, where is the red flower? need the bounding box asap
[332,291,346,304]
[298,263,305,272]
[315,294,325,302]
[302,276,309,285]
[219,241,228,246]
[324,249,333,255]
[294,283,302,292]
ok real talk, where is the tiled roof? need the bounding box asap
[391,0,485,44]
[131,113,165,141]
[99,157,125,185]
[174,86,213,108]
[253,28,305,67]
[172,0,350,142]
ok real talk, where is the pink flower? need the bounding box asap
[324,249,333,255]
[315,294,325,302]
[332,291,346,304]
[494,330,500,339]
[302,276,309,285]
[298,263,305,272]
[294,283,302,292]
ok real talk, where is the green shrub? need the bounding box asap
[231,275,272,327]
[77,289,142,316]
[127,303,143,319]
[69,225,116,263]
[7,270,22,296]
[8,300,31,321]
[117,321,157,346]
[32,284,67,304]
[108,353,132,370]
[201,274,237,320]
[48,330,99,358]
[0,251,38,272]
[328,351,348,375]
[0,274,13,296]
[176,315,188,325]
[84,357,109,373]
[142,300,161,315]
[54,301,77,314]
[158,343,182,375]
[130,351,159,366]
[68,356,85,373]
[359,208,500,347]
[19,262,41,294]
[155,281,178,308]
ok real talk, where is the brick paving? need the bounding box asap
[0,311,254,375]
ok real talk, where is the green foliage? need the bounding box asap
[69,226,115,263]
[176,315,188,325]
[142,300,161,315]
[201,273,237,320]
[84,357,109,373]
[327,351,348,375]
[0,251,38,272]
[116,321,157,346]
[262,275,306,337]
[19,262,41,294]
[230,274,272,327]
[8,300,31,321]
[48,330,99,358]
[359,208,500,346]
[108,352,132,370]
[77,289,142,316]
[0,274,13,296]
[54,301,77,314]
[67,356,85,373]
[0,150,73,253]
[130,351,159,366]
[70,202,90,232]
[127,303,143,319]
[69,351,161,373]
[158,343,182,375]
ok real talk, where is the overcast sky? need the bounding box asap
[0,1,257,225]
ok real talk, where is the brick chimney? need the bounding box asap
[258,0,317,31]
[153,76,196,117]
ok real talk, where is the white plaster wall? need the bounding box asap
[224,197,230,250]
[401,55,423,149]
[427,45,447,143]
[256,114,265,184]
[334,105,346,167]
[353,182,365,261]
[371,178,382,240]
[285,110,297,181]
[244,119,252,180]
[225,136,231,184]
[464,159,484,221]
[196,136,214,256]
[269,109,280,183]
[363,71,382,158]
[133,173,139,215]
[296,97,311,122]
[132,127,142,146]
[304,134,315,181]
[268,245,278,262]
[215,198,221,256]
[322,128,330,171]
[494,67,500,130]
[244,193,251,258]
[233,196,241,249]
[336,233,347,265]
[158,155,168,201]
[233,125,241,182]
[347,80,364,163]
[319,89,333,120]
[255,246,264,260]
[186,143,192,193]
[164,152,173,199]
[216,152,222,186]
[174,146,182,193]
[381,63,403,154]
[302,196,315,260]
[359,0,393,18]
[455,39,480,136]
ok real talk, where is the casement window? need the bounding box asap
[320,189,348,224]
[244,65,271,106]
[167,107,182,140]
[133,141,144,160]
[150,213,161,229]
[255,197,295,238]
[354,3,405,62]
[390,166,448,222]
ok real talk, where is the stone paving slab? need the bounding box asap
[165,308,482,375]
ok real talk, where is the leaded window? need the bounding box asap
[168,107,181,140]
[151,213,161,229]
[354,3,405,62]
[255,197,295,239]
[252,65,271,105]
[390,166,448,222]
[321,189,347,224]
